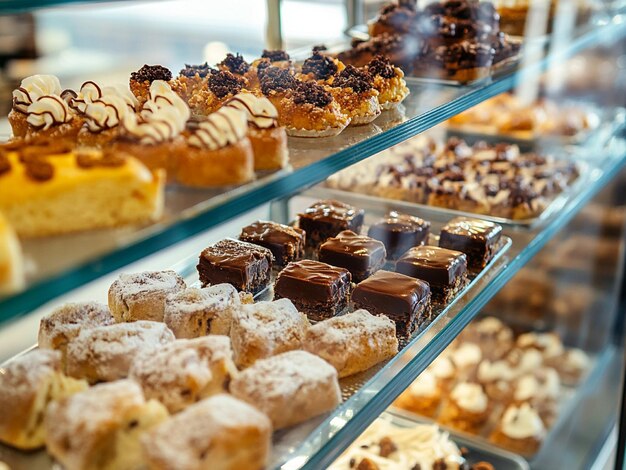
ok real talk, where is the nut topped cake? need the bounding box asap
[318,230,386,282]
[439,217,502,269]
[352,270,431,338]
[239,220,305,268]
[368,211,431,260]
[297,199,365,249]
[197,238,273,294]
[274,259,352,321]
[396,245,468,303]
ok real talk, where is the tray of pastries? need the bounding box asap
[0,199,511,470]
[322,134,586,226]
[392,316,593,459]
[336,0,522,85]
[329,413,529,469]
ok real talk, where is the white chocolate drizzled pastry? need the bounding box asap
[224,93,278,129]
[188,107,248,150]
[25,96,72,130]
[12,75,63,113]
[70,81,137,132]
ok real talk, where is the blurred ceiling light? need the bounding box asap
[203,41,229,64]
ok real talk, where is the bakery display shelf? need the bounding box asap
[0,20,624,324]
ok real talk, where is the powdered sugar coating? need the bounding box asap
[304,309,398,377]
[129,336,237,412]
[230,350,341,429]
[66,321,175,382]
[143,394,271,470]
[164,284,241,338]
[230,298,309,368]
[108,270,186,322]
[0,349,61,404]
[38,302,114,351]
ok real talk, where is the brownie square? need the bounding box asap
[367,211,431,260]
[439,217,502,270]
[239,220,305,268]
[297,199,365,249]
[197,239,273,295]
[396,245,468,304]
[352,270,431,338]
[274,260,352,321]
[318,230,386,282]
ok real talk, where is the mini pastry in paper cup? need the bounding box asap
[365,55,410,110]
[327,65,381,125]
[129,64,173,107]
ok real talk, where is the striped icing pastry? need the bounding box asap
[12,75,63,113]
[224,93,278,129]
[26,96,72,130]
[188,107,248,150]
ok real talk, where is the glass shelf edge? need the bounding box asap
[0,20,624,325]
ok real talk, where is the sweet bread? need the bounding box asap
[38,301,114,365]
[142,394,271,470]
[229,298,309,368]
[0,350,87,450]
[304,309,398,378]
[163,284,248,338]
[178,107,255,187]
[66,320,175,383]
[46,380,168,470]
[130,336,237,413]
[230,350,341,429]
[0,212,24,295]
[108,270,186,322]
[0,141,165,238]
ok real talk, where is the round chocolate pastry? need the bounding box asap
[130,64,172,83]
[179,63,215,78]
[260,67,297,95]
[207,70,245,98]
[219,53,250,75]
[332,65,373,93]
[302,51,338,80]
[292,81,333,107]
[261,50,290,62]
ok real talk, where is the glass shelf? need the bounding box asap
[1,17,625,326]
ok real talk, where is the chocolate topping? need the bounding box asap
[239,221,305,267]
[260,67,297,95]
[312,44,328,52]
[293,81,333,107]
[396,245,467,287]
[333,65,373,93]
[179,63,216,78]
[302,51,338,80]
[25,159,54,182]
[0,154,10,176]
[219,53,250,75]
[368,56,396,79]
[318,230,386,282]
[368,212,430,260]
[207,70,244,98]
[60,89,78,104]
[130,64,172,83]
[261,49,290,62]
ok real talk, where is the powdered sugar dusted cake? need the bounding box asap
[108,270,186,322]
[38,301,114,363]
[142,394,271,470]
[46,380,168,470]
[129,336,237,413]
[304,309,398,378]
[0,349,87,450]
[230,298,309,368]
[66,320,175,383]
[163,284,245,338]
[230,350,341,429]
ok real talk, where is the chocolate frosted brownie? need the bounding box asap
[318,230,386,282]
[297,200,364,249]
[239,220,305,268]
[396,245,468,304]
[439,217,502,270]
[368,211,431,260]
[197,239,273,295]
[352,270,431,338]
[274,260,352,321]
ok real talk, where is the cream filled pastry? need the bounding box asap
[112,80,190,177]
[72,81,138,147]
[490,403,546,454]
[395,370,442,418]
[179,107,255,186]
[9,74,82,140]
[439,382,489,434]
[224,92,288,170]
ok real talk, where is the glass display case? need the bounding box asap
[0,1,624,469]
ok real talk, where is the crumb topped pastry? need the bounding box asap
[230,350,342,429]
[0,350,87,450]
[304,309,398,377]
[130,336,237,413]
[328,65,381,125]
[108,270,186,323]
[300,50,344,82]
[129,64,173,106]
[172,63,216,111]
[65,320,175,383]
[230,298,309,368]
[366,55,410,110]
[46,380,168,470]
[218,52,251,76]
[142,394,271,470]
[9,74,83,140]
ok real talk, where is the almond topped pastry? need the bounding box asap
[129,64,173,107]
[327,65,382,125]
